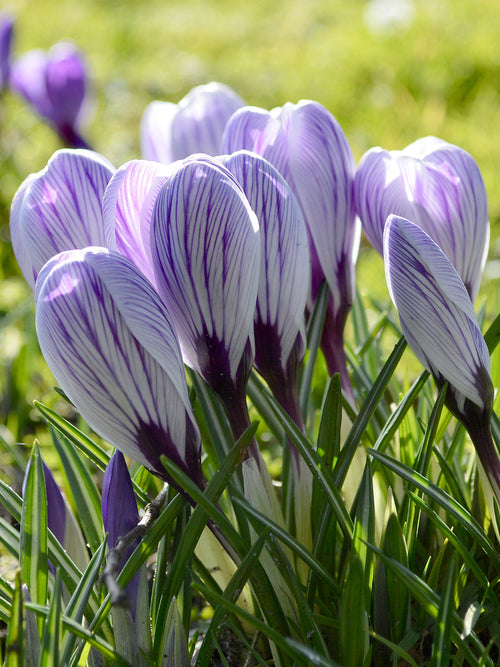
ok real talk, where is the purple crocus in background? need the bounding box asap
[355,136,489,302]
[221,100,359,400]
[150,156,261,449]
[35,247,204,490]
[384,215,500,502]
[10,148,115,290]
[10,41,91,148]
[0,12,14,92]
[140,82,244,164]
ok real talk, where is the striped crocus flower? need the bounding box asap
[10,148,114,290]
[10,42,91,148]
[355,136,489,302]
[150,156,260,442]
[35,247,203,489]
[0,12,14,92]
[102,159,171,287]
[384,214,499,501]
[221,101,359,397]
[221,150,310,427]
[140,82,244,164]
[23,454,89,574]
[102,451,141,616]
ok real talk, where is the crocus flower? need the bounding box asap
[221,101,359,396]
[102,451,141,615]
[220,150,310,426]
[23,454,89,573]
[10,41,90,148]
[355,136,489,302]
[384,214,500,501]
[35,247,203,489]
[140,82,244,164]
[150,156,260,443]
[102,159,171,287]
[0,13,14,92]
[10,148,114,290]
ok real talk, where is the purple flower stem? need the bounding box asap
[320,307,354,405]
[216,383,262,465]
[467,417,500,505]
[57,123,92,149]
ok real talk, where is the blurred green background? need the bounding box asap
[1,0,500,462]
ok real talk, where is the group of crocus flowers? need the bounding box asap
[0,12,89,148]
[10,80,500,533]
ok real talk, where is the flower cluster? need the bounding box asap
[1,13,90,147]
[11,81,499,505]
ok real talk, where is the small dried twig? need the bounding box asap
[101,483,169,606]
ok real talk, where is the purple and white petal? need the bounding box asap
[35,248,202,482]
[222,101,358,314]
[141,82,244,165]
[45,42,87,129]
[384,215,492,414]
[10,149,114,289]
[221,150,310,370]
[10,49,52,118]
[140,101,177,164]
[103,159,170,285]
[102,451,141,616]
[150,157,260,384]
[102,451,139,549]
[355,137,489,301]
[171,82,244,160]
[0,12,14,91]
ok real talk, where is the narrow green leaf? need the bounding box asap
[299,279,329,418]
[162,597,190,667]
[371,370,429,455]
[39,569,62,667]
[369,630,419,667]
[5,571,24,667]
[246,384,354,540]
[189,369,235,466]
[430,556,457,667]
[232,495,340,595]
[26,604,134,666]
[34,400,110,470]
[87,494,185,638]
[367,545,491,666]
[352,460,376,603]
[196,531,268,665]
[484,313,500,354]
[60,540,107,665]
[316,373,342,466]
[0,516,21,559]
[368,448,500,570]
[406,490,493,599]
[194,579,341,667]
[20,444,48,624]
[50,427,103,553]
[383,513,409,645]
[339,554,369,667]
[157,427,292,665]
[334,337,407,488]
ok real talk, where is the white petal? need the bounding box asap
[222,150,310,367]
[151,158,260,380]
[384,215,490,410]
[12,149,114,289]
[102,159,170,285]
